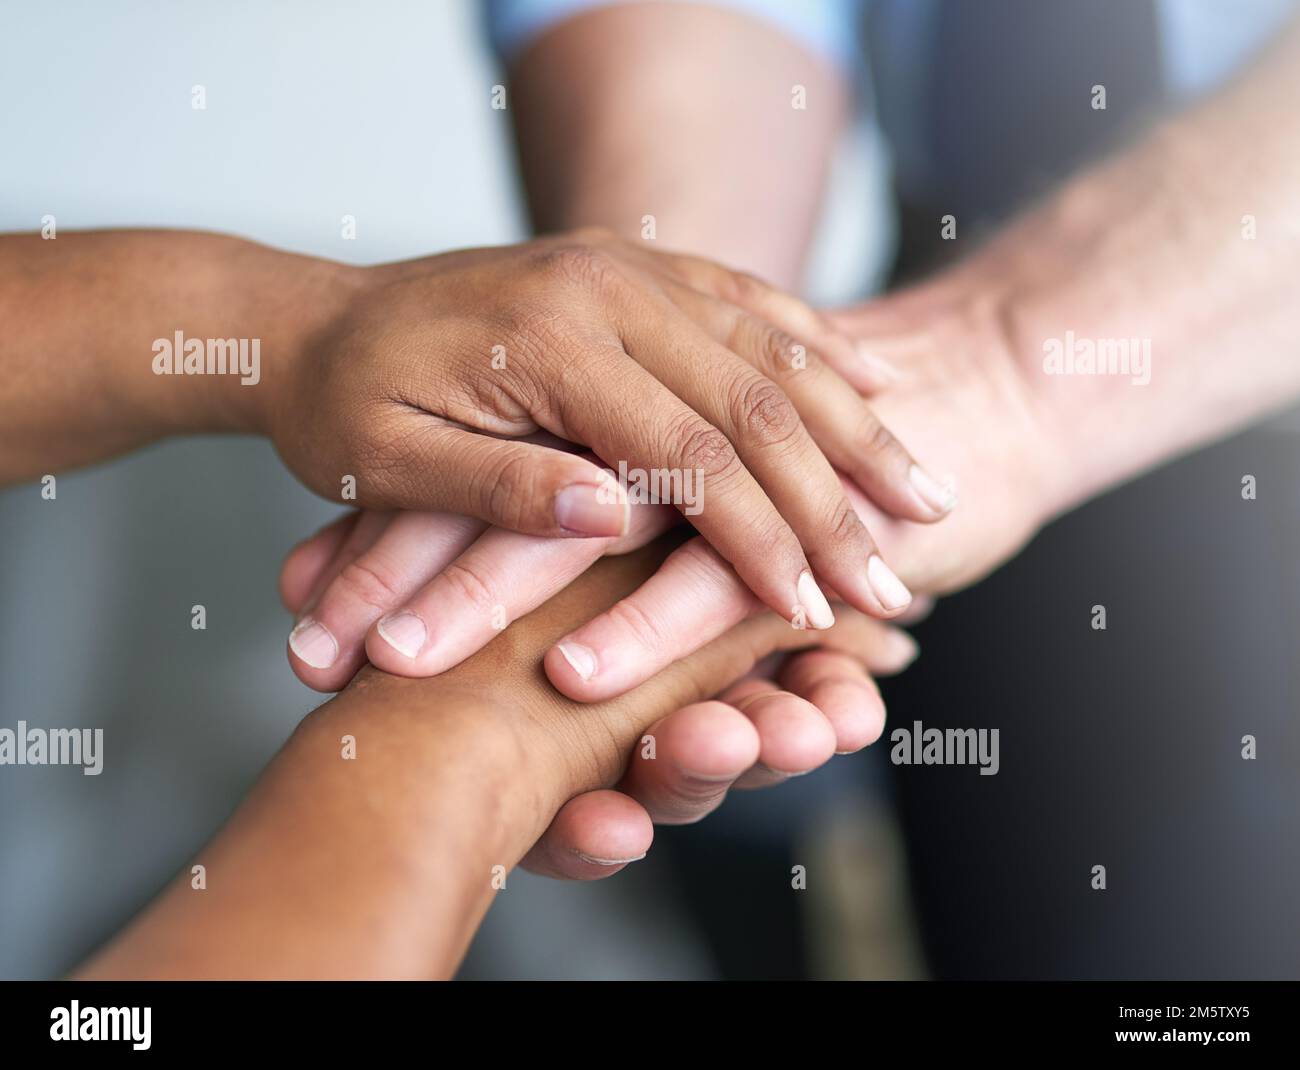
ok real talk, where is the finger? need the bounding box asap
[537,343,830,629]
[621,308,915,620]
[718,681,837,789]
[482,538,902,795]
[279,512,359,615]
[519,790,653,880]
[288,511,484,690]
[653,251,901,392]
[545,535,764,702]
[362,416,630,539]
[673,285,956,525]
[777,649,891,756]
[615,701,761,825]
[293,509,395,618]
[366,498,676,677]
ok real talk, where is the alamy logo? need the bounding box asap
[890,720,1000,775]
[50,1002,150,1050]
[152,330,261,385]
[600,460,704,516]
[1042,331,1151,386]
[0,721,103,775]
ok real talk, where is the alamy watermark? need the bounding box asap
[1042,331,1151,386]
[598,460,704,516]
[152,330,260,385]
[50,1001,150,1050]
[0,721,103,775]
[890,719,999,776]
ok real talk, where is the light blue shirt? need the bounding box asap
[488,0,863,68]
[487,0,1296,99]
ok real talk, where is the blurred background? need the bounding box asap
[1,0,1296,979]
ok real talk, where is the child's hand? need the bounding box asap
[272,230,953,634]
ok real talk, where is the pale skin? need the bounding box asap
[284,5,1300,863]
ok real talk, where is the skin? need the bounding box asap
[278,6,916,693]
[284,6,1300,863]
[0,7,933,913]
[73,536,909,978]
[0,228,940,640]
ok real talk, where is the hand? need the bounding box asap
[519,639,915,879]
[510,287,1066,877]
[401,532,919,886]
[279,279,1052,701]
[270,229,953,634]
[281,509,916,873]
[527,283,1065,705]
[79,534,917,979]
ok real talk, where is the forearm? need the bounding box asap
[970,18,1300,515]
[507,3,847,288]
[73,535,864,980]
[0,229,349,482]
[74,678,537,980]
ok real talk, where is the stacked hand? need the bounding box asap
[280,273,1063,876]
[271,227,955,683]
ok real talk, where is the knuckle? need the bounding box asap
[535,243,618,293]
[860,416,900,460]
[606,597,666,653]
[826,496,868,547]
[334,557,403,612]
[720,269,770,307]
[732,376,800,448]
[439,560,498,615]
[482,450,540,531]
[675,417,740,482]
[756,324,801,376]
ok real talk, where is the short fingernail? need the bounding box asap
[557,640,598,681]
[796,570,836,630]
[574,850,647,867]
[555,481,628,537]
[289,617,338,669]
[377,611,427,659]
[867,555,912,612]
[857,342,902,383]
[908,464,957,515]
[883,627,921,670]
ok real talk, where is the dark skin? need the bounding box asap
[0,227,938,631]
[73,536,887,979]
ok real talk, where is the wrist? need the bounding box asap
[314,670,566,866]
[896,272,1075,533]
[230,248,368,441]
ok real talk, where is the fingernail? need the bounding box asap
[797,570,836,630]
[377,611,427,659]
[555,481,628,537]
[883,627,921,670]
[867,555,912,612]
[858,342,902,383]
[574,850,647,867]
[908,464,957,515]
[289,617,338,669]
[557,641,598,681]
